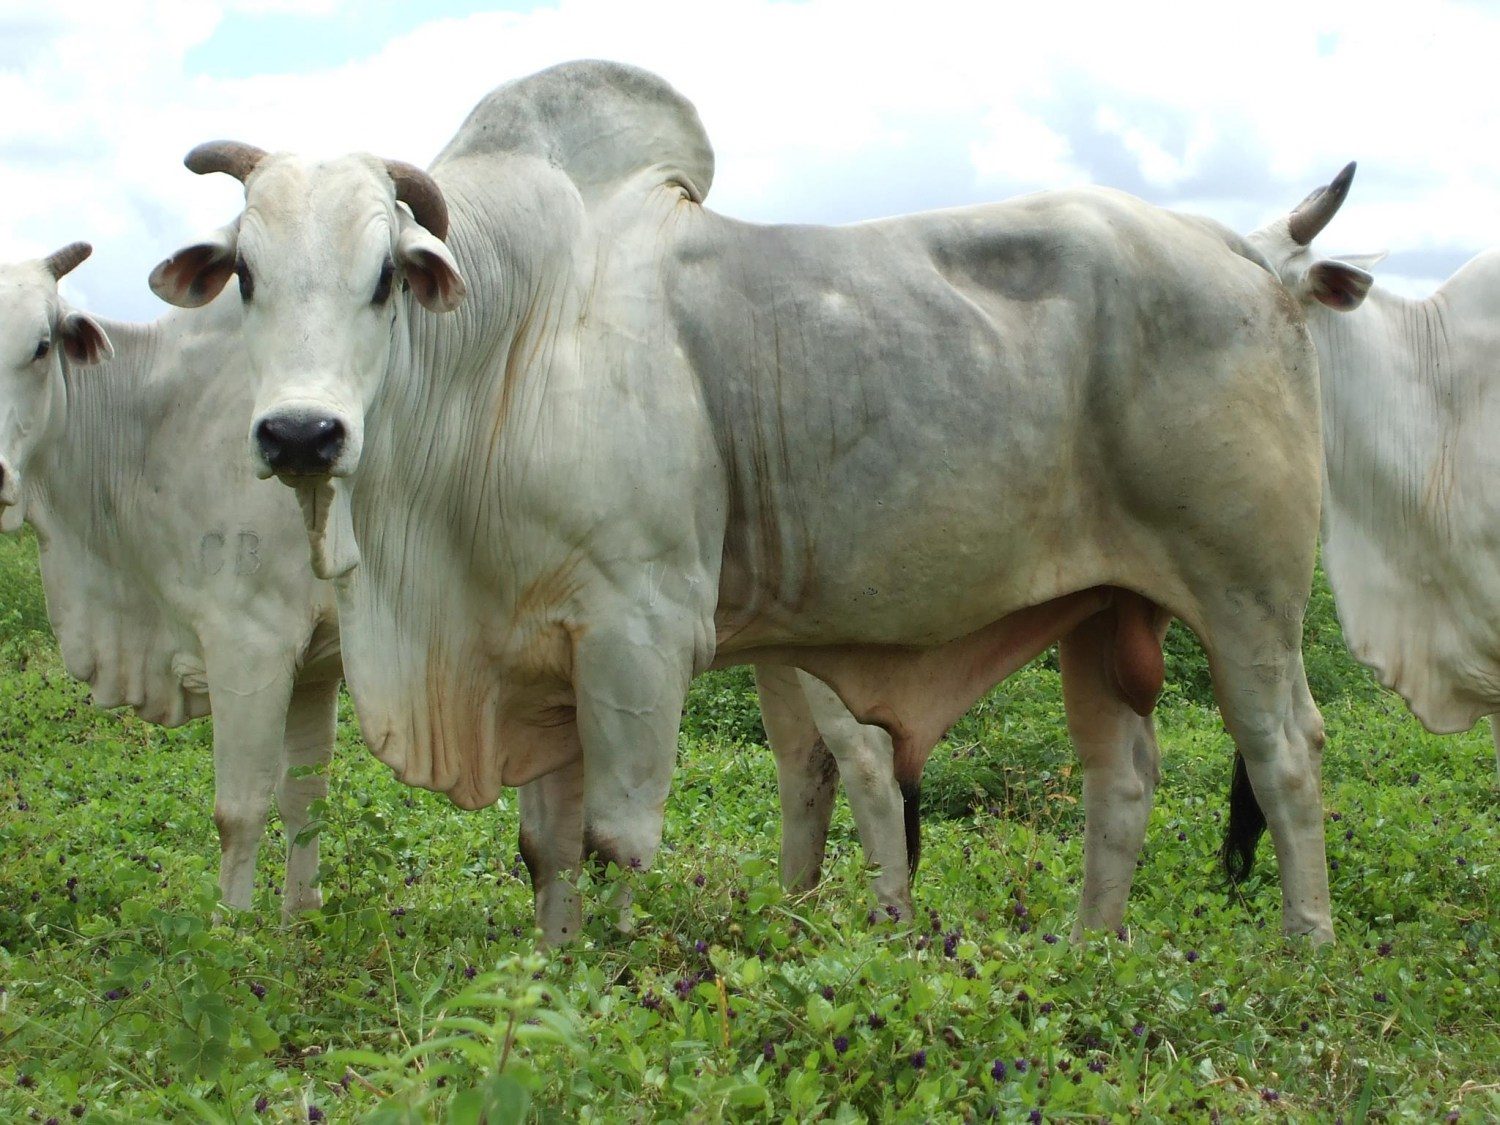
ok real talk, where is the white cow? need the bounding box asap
[0,245,340,918]
[1250,163,1500,783]
[151,60,1332,945]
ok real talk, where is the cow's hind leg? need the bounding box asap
[796,670,913,919]
[518,757,585,946]
[277,677,339,919]
[756,667,840,894]
[1062,595,1167,941]
[1204,603,1331,942]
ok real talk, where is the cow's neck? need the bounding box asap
[1310,287,1495,729]
[376,159,583,593]
[27,317,164,551]
[1313,289,1460,553]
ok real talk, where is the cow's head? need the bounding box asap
[1247,162,1375,312]
[149,142,467,488]
[0,244,112,533]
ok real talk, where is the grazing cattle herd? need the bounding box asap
[0,60,1492,949]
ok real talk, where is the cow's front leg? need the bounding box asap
[517,758,585,946]
[573,629,694,931]
[277,677,339,919]
[205,653,295,913]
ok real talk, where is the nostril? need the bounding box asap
[312,417,344,458]
[255,415,345,474]
[255,418,284,460]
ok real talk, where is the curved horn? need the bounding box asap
[184,140,268,183]
[44,241,92,280]
[1288,161,1357,246]
[385,160,449,241]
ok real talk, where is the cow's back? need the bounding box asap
[662,188,1320,649]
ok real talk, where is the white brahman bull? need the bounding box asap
[1248,163,1500,787]
[0,245,340,918]
[0,247,907,924]
[151,60,1333,945]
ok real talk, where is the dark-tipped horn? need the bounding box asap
[184,140,268,183]
[1288,161,1357,246]
[44,241,92,280]
[385,160,449,241]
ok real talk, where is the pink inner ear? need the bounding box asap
[1309,262,1372,312]
[405,248,466,312]
[151,243,235,307]
[60,315,111,365]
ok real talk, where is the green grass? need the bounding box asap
[1,527,1496,1122]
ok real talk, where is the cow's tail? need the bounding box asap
[893,741,926,883]
[1220,750,1267,884]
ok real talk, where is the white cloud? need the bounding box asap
[3,0,1498,316]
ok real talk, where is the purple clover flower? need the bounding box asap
[991,1059,1007,1081]
[910,1050,926,1070]
[833,1035,849,1055]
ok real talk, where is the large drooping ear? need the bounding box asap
[1306,259,1374,311]
[395,209,466,313]
[148,223,239,308]
[57,309,113,365]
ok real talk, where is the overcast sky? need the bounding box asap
[3,0,1498,320]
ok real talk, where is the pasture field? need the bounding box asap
[1,528,1496,1122]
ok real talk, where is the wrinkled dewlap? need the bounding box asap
[38,542,207,727]
[334,282,561,812]
[28,333,209,729]
[1314,289,1500,735]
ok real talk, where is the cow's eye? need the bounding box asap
[33,338,51,362]
[372,257,394,305]
[235,256,254,303]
